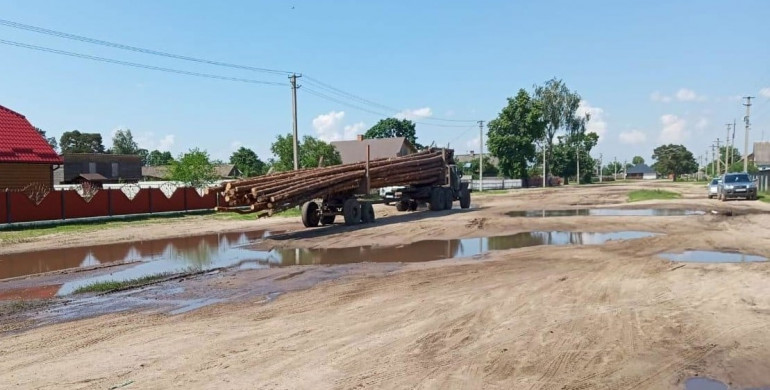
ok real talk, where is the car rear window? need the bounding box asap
[710,179,718,185]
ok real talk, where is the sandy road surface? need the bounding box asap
[3,181,770,389]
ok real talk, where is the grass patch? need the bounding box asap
[628,189,681,202]
[758,192,770,203]
[476,189,510,195]
[0,212,211,245]
[73,273,172,294]
[213,207,302,220]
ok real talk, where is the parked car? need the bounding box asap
[717,173,758,201]
[707,178,721,199]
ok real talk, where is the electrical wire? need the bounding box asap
[0,39,288,86]
[0,18,295,75]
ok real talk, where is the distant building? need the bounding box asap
[753,142,770,171]
[141,164,241,181]
[0,104,62,189]
[331,135,417,164]
[626,163,657,180]
[54,154,142,185]
[454,152,499,168]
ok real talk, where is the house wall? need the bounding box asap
[0,163,52,190]
[643,173,657,180]
[62,159,141,183]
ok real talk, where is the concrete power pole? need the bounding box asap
[710,144,716,177]
[743,96,754,172]
[289,73,302,170]
[599,153,603,183]
[478,120,484,192]
[715,139,721,174]
[725,123,732,171]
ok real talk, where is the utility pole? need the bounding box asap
[542,141,546,188]
[732,118,737,169]
[613,156,617,180]
[623,160,627,180]
[725,123,732,171]
[599,153,603,183]
[710,144,716,177]
[289,73,302,170]
[478,120,484,192]
[576,145,580,185]
[743,96,753,172]
[715,138,721,174]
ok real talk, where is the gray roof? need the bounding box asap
[331,137,415,164]
[627,163,655,174]
[754,142,770,165]
[142,166,169,179]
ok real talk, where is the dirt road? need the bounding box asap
[2,181,770,389]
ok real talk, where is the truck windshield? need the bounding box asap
[725,174,750,183]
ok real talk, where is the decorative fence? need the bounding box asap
[753,171,770,192]
[1,183,220,224]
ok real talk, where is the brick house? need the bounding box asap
[0,104,62,190]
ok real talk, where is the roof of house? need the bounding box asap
[61,153,142,163]
[141,166,169,179]
[627,163,656,174]
[0,105,62,164]
[77,173,109,182]
[214,164,239,178]
[331,137,415,164]
[753,142,770,165]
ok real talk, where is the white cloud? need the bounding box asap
[395,107,433,120]
[650,91,672,103]
[760,88,770,98]
[312,111,346,142]
[158,135,175,151]
[311,111,366,142]
[675,88,698,101]
[466,136,480,153]
[695,118,709,130]
[230,141,243,151]
[658,114,688,143]
[618,130,647,145]
[343,122,366,139]
[578,100,607,139]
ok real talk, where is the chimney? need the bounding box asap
[356,134,364,141]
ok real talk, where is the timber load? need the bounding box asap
[213,148,454,217]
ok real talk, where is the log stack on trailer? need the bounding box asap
[213,148,471,227]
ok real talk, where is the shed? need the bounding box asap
[753,142,770,171]
[0,104,62,189]
[54,154,142,184]
[626,163,657,180]
[331,136,416,164]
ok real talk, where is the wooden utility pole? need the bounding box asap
[725,123,732,171]
[289,73,302,170]
[478,120,484,192]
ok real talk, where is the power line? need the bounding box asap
[301,87,473,128]
[0,39,288,86]
[0,18,477,124]
[0,18,295,75]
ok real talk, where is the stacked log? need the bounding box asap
[215,148,453,216]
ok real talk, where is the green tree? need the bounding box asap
[137,148,149,165]
[533,78,582,177]
[651,144,698,181]
[486,89,547,180]
[60,130,106,153]
[229,147,266,177]
[632,156,645,165]
[146,150,174,166]
[464,156,499,179]
[364,118,422,149]
[168,148,217,187]
[551,132,599,183]
[111,129,140,154]
[35,128,59,152]
[270,134,342,172]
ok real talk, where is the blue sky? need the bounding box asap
[1,0,768,166]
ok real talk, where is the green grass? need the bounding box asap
[0,212,209,245]
[73,273,172,294]
[758,192,770,203]
[476,189,510,195]
[627,189,681,202]
[212,207,302,220]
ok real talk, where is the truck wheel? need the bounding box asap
[429,188,445,211]
[408,200,418,211]
[301,201,320,227]
[343,198,362,225]
[361,203,375,223]
[460,189,471,209]
[396,201,408,212]
[443,188,453,210]
[320,214,335,225]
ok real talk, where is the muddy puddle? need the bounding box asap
[660,250,767,263]
[507,208,705,217]
[685,377,770,389]
[0,230,279,280]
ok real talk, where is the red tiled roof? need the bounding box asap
[0,104,62,164]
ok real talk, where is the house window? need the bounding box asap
[88,162,96,173]
[111,162,119,178]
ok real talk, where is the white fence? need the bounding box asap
[467,178,522,191]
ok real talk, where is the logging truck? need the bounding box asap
[214,148,471,228]
[300,162,471,227]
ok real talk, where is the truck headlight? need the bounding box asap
[725,185,734,190]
